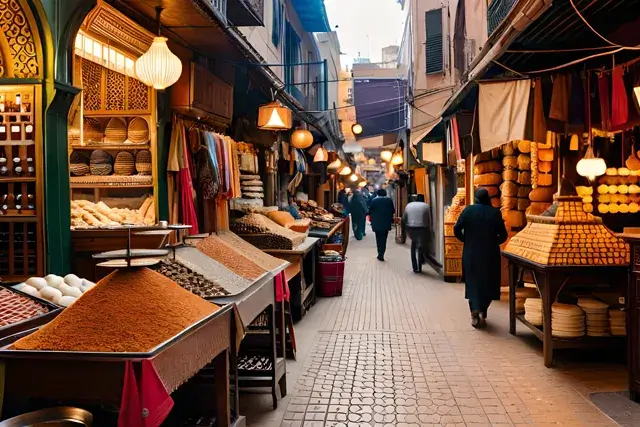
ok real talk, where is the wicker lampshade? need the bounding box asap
[314,146,328,162]
[257,101,292,130]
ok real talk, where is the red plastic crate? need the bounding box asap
[318,260,345,297]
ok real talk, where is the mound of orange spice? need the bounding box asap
[14,268,218,353]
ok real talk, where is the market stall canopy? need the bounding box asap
[410,118,442,146]
[354,78,407,140]
[290,0,331,32]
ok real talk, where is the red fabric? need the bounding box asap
[598,72,612,130]
[118,361,142,427]
[452,117,462,161]
[179,125,199,235]
[611,66,629,127]
[118,361,174,427]
[275,270,290,303]
[141,360,174,427]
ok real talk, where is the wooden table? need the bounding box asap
[211,269,287,411]
[309,217,350,254]
[265,237,320,320]
[503,252,627,368]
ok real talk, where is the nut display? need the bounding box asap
[154,259,229,298]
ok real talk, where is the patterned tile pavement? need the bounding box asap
[244,232,628,427]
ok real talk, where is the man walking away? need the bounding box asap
[369,189,395,261]
[349,189,368,240]
[453,187,508,328]
[403,194,431,273]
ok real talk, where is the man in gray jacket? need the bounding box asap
[402,194,432,273]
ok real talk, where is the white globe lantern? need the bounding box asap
[576,146,606,181]
[136,37,182,90]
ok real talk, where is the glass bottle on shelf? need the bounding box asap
[15,194,22,211]
[0,124,7,142]
[12,158,21,176]
[10,124,20,141]
[0,153,6,176]
[26,157,34,176]
[27,193,34,210]
[0,194,7,214]
[25,123,33,140]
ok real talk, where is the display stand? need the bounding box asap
[264,237,320,321]
[503,252,627,368]
[211,271,287,410]
[309,217,350,254]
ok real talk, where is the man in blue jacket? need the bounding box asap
[368,189,395,261]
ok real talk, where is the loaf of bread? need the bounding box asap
[474,160,501,175]
[517,154,531,171]
[537,173,552,187]
[503,169,518,182]
[502,142,516,156]
[518,171,532,185]
[503,156,518,169]
[539,149,554,162]
[502,197,517,210]
[500,181,518,197]
[517,198,530,211]
[517,140,531,153]
[484,186,500,197]
[529,187,555,202]
[538,161,553,173]
[517,185,532,198]
[475,173,502,186]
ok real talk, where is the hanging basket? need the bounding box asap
[127,117,150,144]
[104,118,127,144]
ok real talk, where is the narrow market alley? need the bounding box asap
[244,233,629,427]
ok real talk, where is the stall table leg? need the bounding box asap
[215,350,231,427]
[509,263,517,335]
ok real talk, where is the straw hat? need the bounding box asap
[104,118,127,144]
[127,117,149,144]
[114,151,135,176]
[83,117,103,144]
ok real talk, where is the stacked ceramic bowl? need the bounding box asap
[516,287,540,314]
[524,298,543,326]
[551,303,585,338]
[609,309,626,336]
[577,298,609,337]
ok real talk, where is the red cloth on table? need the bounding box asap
[611,66,629,128]
[118,360,174,427]
[275,270,290,303]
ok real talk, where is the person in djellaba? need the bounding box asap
[453,187,508,328]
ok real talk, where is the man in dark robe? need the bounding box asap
[454,187,508,328]
[349,189,368,240]
[369,188,395,261]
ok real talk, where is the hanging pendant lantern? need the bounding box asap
[352,123,363,135]
[314,146,328,162]
[339,165,352,176]
[380,150,393,162]
[257,101,292,130]
[391,152,404,165]
[327,158,342,170]
[349,173,359,182]
[576,146,606,181]
[291,129,314,149]
[135,8,182,90]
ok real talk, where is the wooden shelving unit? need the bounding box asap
[70,143,150,151]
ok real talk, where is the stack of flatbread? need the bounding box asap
[240,174,264,199]
[609,308,626,336]
[577,298,609,337]
[524,298,542,326]
[516,287,539,314]
[551,303,585,338]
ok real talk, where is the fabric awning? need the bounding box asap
[290,0,331,32]
[410,118,442,146]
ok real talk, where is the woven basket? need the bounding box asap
[104,118,127,144]
[114,151,135,176]
[90,149,113,165]
[128,117,149,144]
[70,163,90,176]
[83,118,103,144]
[90,163,113,176]
[69,151,89,165]
[136,150,152,175]
[68,127,81,145]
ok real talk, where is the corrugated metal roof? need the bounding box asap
[290,0,331,33]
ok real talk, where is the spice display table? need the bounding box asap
[211,270,287,410]
[265,237,320,320]
[0,304,235,425]
[503,252,627,368]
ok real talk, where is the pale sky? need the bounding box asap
[324,0,406,70]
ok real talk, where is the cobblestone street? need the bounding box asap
[243,232,628,427]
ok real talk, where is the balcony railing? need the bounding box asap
[208,0,228,22]
[488,0,518,36]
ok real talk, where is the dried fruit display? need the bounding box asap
[0,288,49,327]
[154,259,229,298]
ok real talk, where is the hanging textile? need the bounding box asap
[611,65,629,128]
[451,116,461,161]
[172,117,199,234]
[532,78,547,143]
[478,79,531,153]
[598,72,612,130]
[567,72,585,132]
[549,74,570,123]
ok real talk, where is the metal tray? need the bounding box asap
[0,304,233,416]
[0,407,92,427]
[0,284,62,340]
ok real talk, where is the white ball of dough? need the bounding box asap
[39,286,63,304]
[64,274,83,288]
[26,277,47,291]
[21,284,38,296]
[63,286,82,298]
[14,283,26,291]
[44,274,64,289]
[58,296,77,307]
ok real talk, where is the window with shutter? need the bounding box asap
[425,8,444,74]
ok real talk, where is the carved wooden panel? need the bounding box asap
[0,0,41,78]
[78,57,151,115]
[191,62,233,120]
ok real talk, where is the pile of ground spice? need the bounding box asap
[218,231,287,271]
[13,268,218,353]
[196,235,266,280]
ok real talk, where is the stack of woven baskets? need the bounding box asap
[69,151,90,176]
[114,151,135,176]
[135,150,152,175]
[89,150,113,176]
